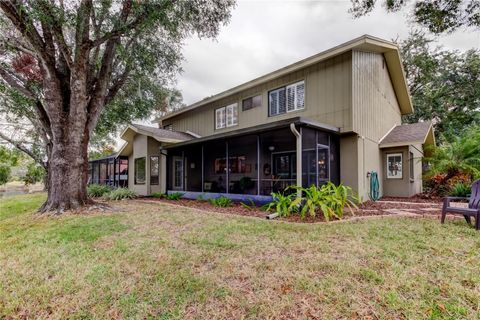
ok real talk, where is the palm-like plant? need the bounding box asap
[424,127,480,179]
[289,182,359,220]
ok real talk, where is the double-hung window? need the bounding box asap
[269,80,305,116]
[215,103,238,129]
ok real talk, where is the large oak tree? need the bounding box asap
[0,0,235,212]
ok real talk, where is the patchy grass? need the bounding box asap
[0,194,479,319]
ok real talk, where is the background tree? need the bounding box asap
[0,0,235,212]
[397,31,480,141]
[351,0,480,34]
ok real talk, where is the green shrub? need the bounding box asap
[449,182,471,197]
[293,182,359,220]
[151,192,165,198]
[264,182,358,220]
[87,184,111,197]
[264,192,297,216]
[209,196,232,207]
[166,192,184,200]
[22,163,45,185]
[240,199,256,210]
[196,193,207,201]
[0,165,11,186]
[106,188,137,200]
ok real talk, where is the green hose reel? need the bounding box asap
[368,171,380,201]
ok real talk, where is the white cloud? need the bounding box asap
[177,0,480,105]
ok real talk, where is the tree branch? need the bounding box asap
[0,66,36,100]
[0,130,45,167]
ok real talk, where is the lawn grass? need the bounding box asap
[0,193,479,319]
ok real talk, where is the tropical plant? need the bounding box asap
[166,192,184,201]
[264,191,297,217]
[291,182,358,220]
[424,126,480,181]
[106,188,137,201]
[87,184,111,198]
[240,199,256,210]
[151,192,164,198]
[449,182,472,198]
[209,196,233,207]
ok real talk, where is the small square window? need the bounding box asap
[242,95,262,111]
[387,153,402,179]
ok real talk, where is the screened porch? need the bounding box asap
[165,121,339,200]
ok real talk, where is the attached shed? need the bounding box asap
[379,122,435,197]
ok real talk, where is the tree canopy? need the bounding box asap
[351,0,480,34]
[0,0,235,211]
[397,31,480,141]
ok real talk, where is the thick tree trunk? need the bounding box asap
[39,131,91,213]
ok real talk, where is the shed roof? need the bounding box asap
[158,34,413,122]
[379,122,435,148]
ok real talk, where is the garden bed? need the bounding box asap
[139,196,445,223]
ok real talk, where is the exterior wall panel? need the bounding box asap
[352,50,401,141]
[162,52,353,137]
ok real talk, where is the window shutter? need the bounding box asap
[216,108,225,129]
[231,103,238,125]
[278,87,286,114]
[226,103,237,127]
[286,84,295,112]
[296,81,305,109]
[269,91,278,116]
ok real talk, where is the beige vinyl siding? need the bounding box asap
[163,52,353,136]
[352,50,401,142]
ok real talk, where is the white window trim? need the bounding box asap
[268,80,305,117]
[215,107,226,130]
[387,153,403,179]
[286,80,305,112]
[226,103,238,127]
[215,103,238,130]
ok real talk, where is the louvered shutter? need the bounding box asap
[226,103,237,127]
[278,87,286,114]
[269,90,278,116]
[296,81,305,109]
[215,108,225,129]
[286,84,295,112]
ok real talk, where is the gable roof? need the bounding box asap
[159,34,413,122]
[127,124,194,141]
[117,124,195,157]
[379,122,435,148]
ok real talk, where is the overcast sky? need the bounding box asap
[176,0,480,106]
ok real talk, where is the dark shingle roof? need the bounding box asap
[380,122,432,146]
[131,124,194,141]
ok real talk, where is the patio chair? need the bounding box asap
[441,180,480,230]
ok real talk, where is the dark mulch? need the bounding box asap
[138,196,444,224]
[380,194,443,203]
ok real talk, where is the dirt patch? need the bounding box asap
[380,194,443,203]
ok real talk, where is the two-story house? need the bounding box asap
[90,35,434,202]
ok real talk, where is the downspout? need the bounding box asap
[290,123,302,198]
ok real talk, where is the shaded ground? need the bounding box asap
[1,193,479,319]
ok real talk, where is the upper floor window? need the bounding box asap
[215,103,238,129]
[269,80,305,116]
[163,124,173,131]
[242,95,262,111]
